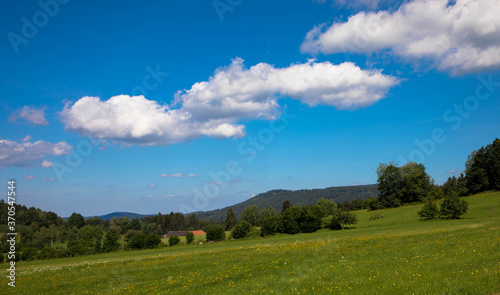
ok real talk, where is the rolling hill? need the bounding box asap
[193,184,379,222]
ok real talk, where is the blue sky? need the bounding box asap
[1,0,499,217]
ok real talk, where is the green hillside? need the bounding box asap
[8,191,499,294]
[194,184,378,222]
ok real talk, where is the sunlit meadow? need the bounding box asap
[4,192,499,294]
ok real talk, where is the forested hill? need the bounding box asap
[194,184,379,222]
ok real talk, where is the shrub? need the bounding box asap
[249,226,261,238]
[94,239,102,253]
[260,216,280,237]
[185,232,194,244]
[124,230,142,242]
[38,246,57,260]
[280,207,302,235]
[55,247,69,258]
[20,247,38,261]
[144,233,161,249]
[440,193,469,219]
[168,235,180,246]
[328,210,358,230]
[231,221,251,239]
[206,225,225,242]
[67,240,87,256]
[127,233,146,250]
[299,211,321,233]
[102,229,121,253]
[368,213,384,224]
[418,199,439,220]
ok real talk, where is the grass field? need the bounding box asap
[3,192,499,294]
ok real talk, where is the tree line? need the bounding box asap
[0,205,216,261]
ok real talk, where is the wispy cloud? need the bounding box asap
[40,160,53,168]
[146,184,155,188]
[161,173,184,178]
[0,138,72,169]
[24,175,36,180]
[188,174,199,178]
[10,106,48,125]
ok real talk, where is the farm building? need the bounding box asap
[163,230,206,238]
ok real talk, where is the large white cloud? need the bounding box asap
[301,0,500,75]
[0,139,72,169]
[61,58,398,146]
[61,95,246,146]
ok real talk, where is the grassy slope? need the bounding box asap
[3,192,499,294]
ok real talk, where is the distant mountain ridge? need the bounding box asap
[78,184,378,222]
[193,184,379,222]
[63,212,155,220]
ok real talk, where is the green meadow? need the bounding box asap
[4,192,499,294]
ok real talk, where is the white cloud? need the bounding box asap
[301,0,500,75]
[24,175,36,180]
[61,58,398,146]
[188,174,199,178]
[40,160,54,168]
[10,106,48,125]
[161,173,184,178]
[146,184,155,188]
[43,177,56,181]
[0,139,72,169]
[22,135,32,142]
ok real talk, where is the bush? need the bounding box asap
[206,225,225,242]
[144,233,161,249]
[127,232,146,250]
[185,232,194,244]
[102,229,121,253]
[231,221,251,239]
[440,193,469,219]
[20,247,38,261]
[55,247,69,258]
[299,211,321,233]
[124,230,142,242]
[38,246,57,260]
[418,199,439,220]
[67,240,88,256]
[249,226,261,238]
[280,207,301,235]
[260,216,280,237]
[368,213,384,224]
[328,210,358,230]
[168,235,180,246]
